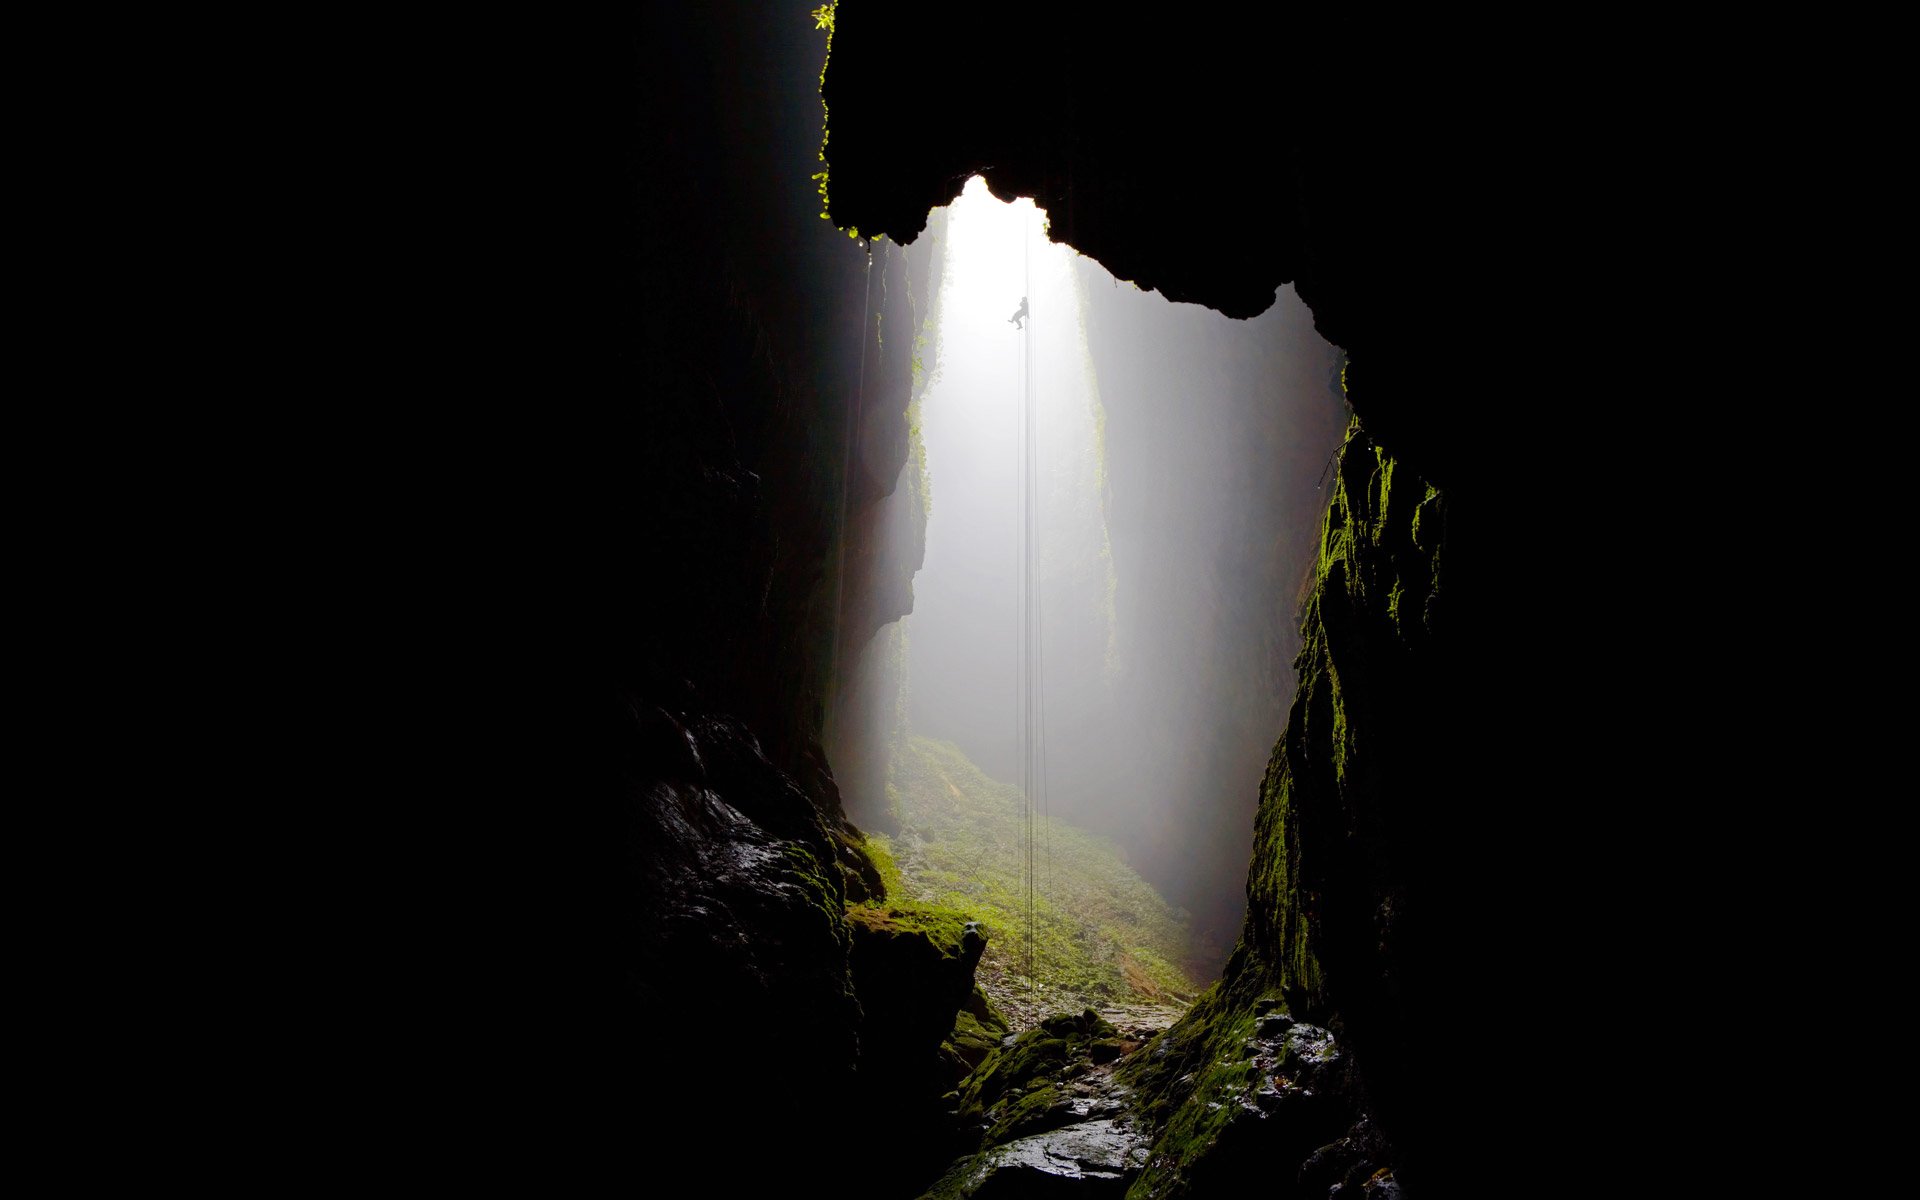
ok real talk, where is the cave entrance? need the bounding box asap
[837,176,1349,1024]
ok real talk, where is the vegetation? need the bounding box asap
[1116,979,1269,1196]
[810,4,864,240]
[955,1009,1121,1141]
[865,736,1198,1014]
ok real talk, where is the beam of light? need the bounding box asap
[909,177,1112,794]
[841,174,1350,984]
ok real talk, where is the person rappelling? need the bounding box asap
[1008,296,1029,330]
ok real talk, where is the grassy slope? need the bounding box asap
[866,736,1198,1012]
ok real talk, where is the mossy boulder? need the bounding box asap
[920,1008,1156,1199]
[842,900,993,1194]
[846,902,989,1078]
[954,1009,1122,1146]
[943,985,1011,1074]
[1119,986,1363,1199]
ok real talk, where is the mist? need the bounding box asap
[840,177,1347,973]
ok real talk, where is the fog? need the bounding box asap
[857,178,1347,970]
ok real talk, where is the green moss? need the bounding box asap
[850,832,990,965]
[985,1084,1064,1143]
[1134,1026,1258,1188]
[810,4,861,239]
[884,737,1199,1008]
[846,897,975,961]
[783,843,846,924]
[864,830,907,896]
[945,1011,1002,1071]
[765,843,855,1002]
[939,983,1012,1080]
[952,1008,1118,1146]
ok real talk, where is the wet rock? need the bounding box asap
[624,707,868,1191]
[957,1013,1130,1148]
[1116,996,1376,1198]
[924,1120,1150,1199]
[980,1120,1149,1195]
[1284,1023,1339,1068]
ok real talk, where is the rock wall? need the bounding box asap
[447,7,971,1190]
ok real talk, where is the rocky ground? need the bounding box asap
[974,962,1191,1038]
[922,997,1399,1199]
[923,1009,1154,1198]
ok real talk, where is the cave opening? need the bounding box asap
[827,176,1349,1034]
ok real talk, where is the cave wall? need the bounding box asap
[437,5,962,1188]
[826,209,946,830]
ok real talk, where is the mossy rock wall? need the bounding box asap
[1122,418,1444,1195]
[1244,418,1445,1026]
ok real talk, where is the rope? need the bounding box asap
[1314,423,1360,493]
[1021,219,1036,1013]
[1016,211,1049,1023]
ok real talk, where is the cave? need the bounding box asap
[394,3,1738,1196]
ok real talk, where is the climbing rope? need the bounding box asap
[1015,212,1051,1024]
[1314,422,1361,494]
[1023,217,1034,1015]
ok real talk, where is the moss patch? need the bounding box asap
[954,1009,1121,1145]
[884,737,1199,1012]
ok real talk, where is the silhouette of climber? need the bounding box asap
[1008,296,1029,330]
